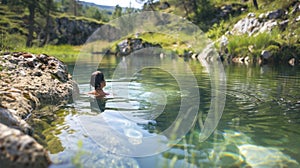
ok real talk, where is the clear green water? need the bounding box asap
[35,55,300,168]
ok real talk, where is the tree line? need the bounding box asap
[1,0,260,47]
[1,0,112,47]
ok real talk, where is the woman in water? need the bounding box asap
[89,71,109,97]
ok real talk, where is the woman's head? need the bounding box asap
[90,71,105,90]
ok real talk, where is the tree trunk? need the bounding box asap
[253,0,258,10]
[41,0,52,46]
[192,0,198,12]
[148,0,155,11]
[73,0,77,16]
[1,0,8,5]
[26,3,35,47]
[182,0,190,17]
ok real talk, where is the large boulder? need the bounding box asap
[0,52,76,114]
[266,9,286,20]
[231,10,288,36]
[0,52,78,167]
[231,16,262,35]
[116,38,161,56]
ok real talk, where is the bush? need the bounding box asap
[207,20,226,40]
[0,33,26,51]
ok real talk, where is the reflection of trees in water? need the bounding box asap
[154,96,181,133]
[159,64,300,167]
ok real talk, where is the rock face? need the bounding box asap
[0,52,78,167]
[230,8,291,36]
[38,17,103,45]
[231,13,279,36]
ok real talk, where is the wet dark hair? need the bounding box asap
[90,71,105,90]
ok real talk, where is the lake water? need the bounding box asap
[34,54,300,168]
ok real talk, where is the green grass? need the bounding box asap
[205,0,300,61]
[14,45,81,63]
[1,1,299,63]
[56,13,105,25]
[108,32,194,56]
[227,30,282,57]
[225,26,300,61]
[140,32,190,55]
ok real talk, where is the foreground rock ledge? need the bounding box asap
[0,52,78,167]
[0,123,51,168]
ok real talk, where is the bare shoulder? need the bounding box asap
[87,90,96,95]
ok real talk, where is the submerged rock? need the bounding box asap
[222,131,300,168]
[239,144,299,168]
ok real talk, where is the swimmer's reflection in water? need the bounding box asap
[90,97,107,112]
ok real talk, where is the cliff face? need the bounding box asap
[0,4,104,47]
[38,16,103,45]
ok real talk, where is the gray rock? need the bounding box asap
[261,50,272,60]
[291,3,300,14]
[37,17,103,45]
[266,9,285,20]
[221,5,232,11]
[0,123,51,168]
[258,13,266,19]
[232,10,289,36]
[296,15,300,22]
[0,108,32,135]
[160,2,170,9]
[231,17,261,35]
[288,57,297,66]
[239,144,299,168]
[116,38,161,56]
[247,12,255,18]
[259,20,277,33]
[279,19,289,30]
[0,52,78,167]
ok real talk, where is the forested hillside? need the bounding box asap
[0,0,115,49]
[1,0,299,64]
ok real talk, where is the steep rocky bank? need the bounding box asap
[216,2,300,65]
[0,52,78,167]
[38,16,103,45]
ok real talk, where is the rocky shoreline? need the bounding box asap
[0,52,78,167]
